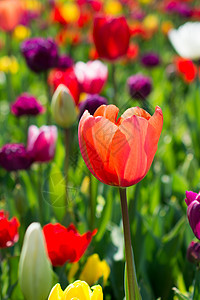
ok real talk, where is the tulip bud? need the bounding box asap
[19,222,52,300]
[51,84,77,128]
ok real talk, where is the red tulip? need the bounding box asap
[93,15,130,61]
[175,57,197,83]
[0,210,20,248]
[78,105,163,187]
[43,223,97,266]
[0,0,23,32]
[48,67,80,105]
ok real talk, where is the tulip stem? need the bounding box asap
[111,63,118,106]
[38,165,44,225]
[89,173,97,230]
[119,187,142,300]
[192,266,200,300]
[44,72,51,125]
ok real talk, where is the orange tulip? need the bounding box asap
[78,105,163,187]
[0,0,23,32]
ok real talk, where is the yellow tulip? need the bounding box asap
[104,0,122,16]
[143,14,159,32]
[0,56,19,74]
[80,254,110,286]
[48,280,103,300]
[60,2,80,23]
[13,25,31,41]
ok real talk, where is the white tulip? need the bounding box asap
[19,222,52,300]
[168,22,200,60]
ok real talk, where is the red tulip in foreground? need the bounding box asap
[78,105,163,187]
[43,223,97,266]
[0,210,20,248]
[78,104,163,300]
[93,15,130,61]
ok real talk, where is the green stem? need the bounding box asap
[192,265,200,300]
[44,72,52,125]
[38,165,44,225]
[89,173,97,230]
[64,128,70,204]
[111,63,117,106]
[119,188,142,300]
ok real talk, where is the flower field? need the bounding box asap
[1,0,200,300]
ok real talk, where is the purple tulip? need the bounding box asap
[57,55,74,70]
[11,93,45,117]
[21,37,59,73]
[0,144,33,171]
[27,125,57,163]
[185,191,200,240]
[187,241,200,264]
[79,94,108,118]
[141,52,160,68]
[127,74,152,100]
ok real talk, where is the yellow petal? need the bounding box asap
[91,285,103,300]
[63,280,91,300]
[48,284,64,300]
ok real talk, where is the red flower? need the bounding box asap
[93,15,130,61]
[0,210,20,248]
[48,67,80,105]
[175,57,197,83]
[43,223,97,266]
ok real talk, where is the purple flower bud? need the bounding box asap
[11,93,45,117]
[0,144,33,171]
[21,37,59,73]
[185,191,200,240]
[127,74,152,100]
[56,55,74,70]
[187,241,200,264]
[141,52,160,68]
[79,94,108,118]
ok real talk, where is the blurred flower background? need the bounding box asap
[1,0,200,300]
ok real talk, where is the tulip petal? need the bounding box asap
[79,111,119,185]
[48,284,63,300]
[94,104,119,123]
[64,280,91,300]
[121,106,151,120]
[144,106,163,171]
[185,191,198,206]
[110,115,149,186]
[91,285,103,300]
[187,200,200,240]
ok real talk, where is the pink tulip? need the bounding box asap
[27,125,57,163]
[74,60,108,94]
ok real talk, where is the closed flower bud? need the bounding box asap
[187,241,200,264]
[19,222,52,300]
[51,84,77,128]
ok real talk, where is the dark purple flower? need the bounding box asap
[79,94,108,118]
[0,144,33,171]
[141,52,160,68]
[21,37,59,73]
[11,93,45,117]
[187,241,200,264]
[185,191,200,240]
[56,55,74,70]
[127,74,152,100]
